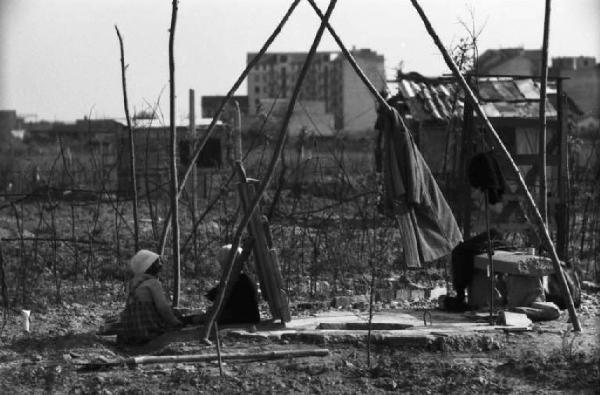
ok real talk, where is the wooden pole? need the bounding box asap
[233,100,243,163]
[484,190,494,325]
[233,100,243,209]
[214,322,223,376]
[80,349,330,369]
[409,0,581,331]
[200,0,338,343]
[461,90,475,238]
[556,79,569,260]
[115,25,139,251]
[168,0,181,306]
[189,89,198,260]
[539,0,552,227]
[158,0,301,255]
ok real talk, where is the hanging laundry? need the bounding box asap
[468,151,506,204]
[376,107,462,267]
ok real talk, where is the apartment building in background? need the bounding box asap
[550,56,600,118]
[246,49,385,136]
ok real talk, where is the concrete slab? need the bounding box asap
[224,310,527,349]
[119,309,529,352]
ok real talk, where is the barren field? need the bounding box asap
[0,288,598,394]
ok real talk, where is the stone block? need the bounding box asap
[499,311,532,327]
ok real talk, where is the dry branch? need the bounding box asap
[0,242,8,335]
[168,0,181,306]
[78,348,330,369]
[0,237,110,245]
[115,25,140,251]
[538,0,552,225]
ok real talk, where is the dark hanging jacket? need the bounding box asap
[377,107,462,267]
[468,151,506,204]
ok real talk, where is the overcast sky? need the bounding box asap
[1,0,599,122]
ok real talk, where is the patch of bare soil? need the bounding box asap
[1,290,599,394]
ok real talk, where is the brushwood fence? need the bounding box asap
[0,134,598,314]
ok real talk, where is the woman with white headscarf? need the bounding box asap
[117,249,182,345]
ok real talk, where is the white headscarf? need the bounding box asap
[216,244,243,264]
[129,249,160,274]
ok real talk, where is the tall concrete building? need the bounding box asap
[246,49,385,135]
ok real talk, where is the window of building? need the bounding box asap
[197,138,222,168]
[179,138,222,169]
[280,55,287,62]
[255,86,260,94]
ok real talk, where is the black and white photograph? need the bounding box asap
[0,0,599,393]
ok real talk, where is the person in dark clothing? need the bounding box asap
[204,245,261,325]
[205,272,261,325]
[447,230,506,311]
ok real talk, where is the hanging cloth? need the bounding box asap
[377,107,462,267]
[468,151,506,204]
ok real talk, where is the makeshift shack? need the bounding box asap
[390,73,574,257]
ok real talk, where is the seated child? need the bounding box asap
[205,244,261,325]
[117,250,182,345]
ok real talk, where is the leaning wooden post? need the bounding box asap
[200,0,338,343]
[409,0,581,331]
[168,0,181,306]
[538,0,552,227]
[115,25,139,251]
[157,0,301,256]
[555,78,570,260]
[460,89,475,238]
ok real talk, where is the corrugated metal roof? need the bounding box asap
[394,76,557,122]
[514,79,540,99]
[491,80,524,101]
[397,78,463,122]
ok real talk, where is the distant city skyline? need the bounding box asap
[1,0,599,122]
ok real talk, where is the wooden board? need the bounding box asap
[238,181,290,323]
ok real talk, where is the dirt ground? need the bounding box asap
[0,284,598,394]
